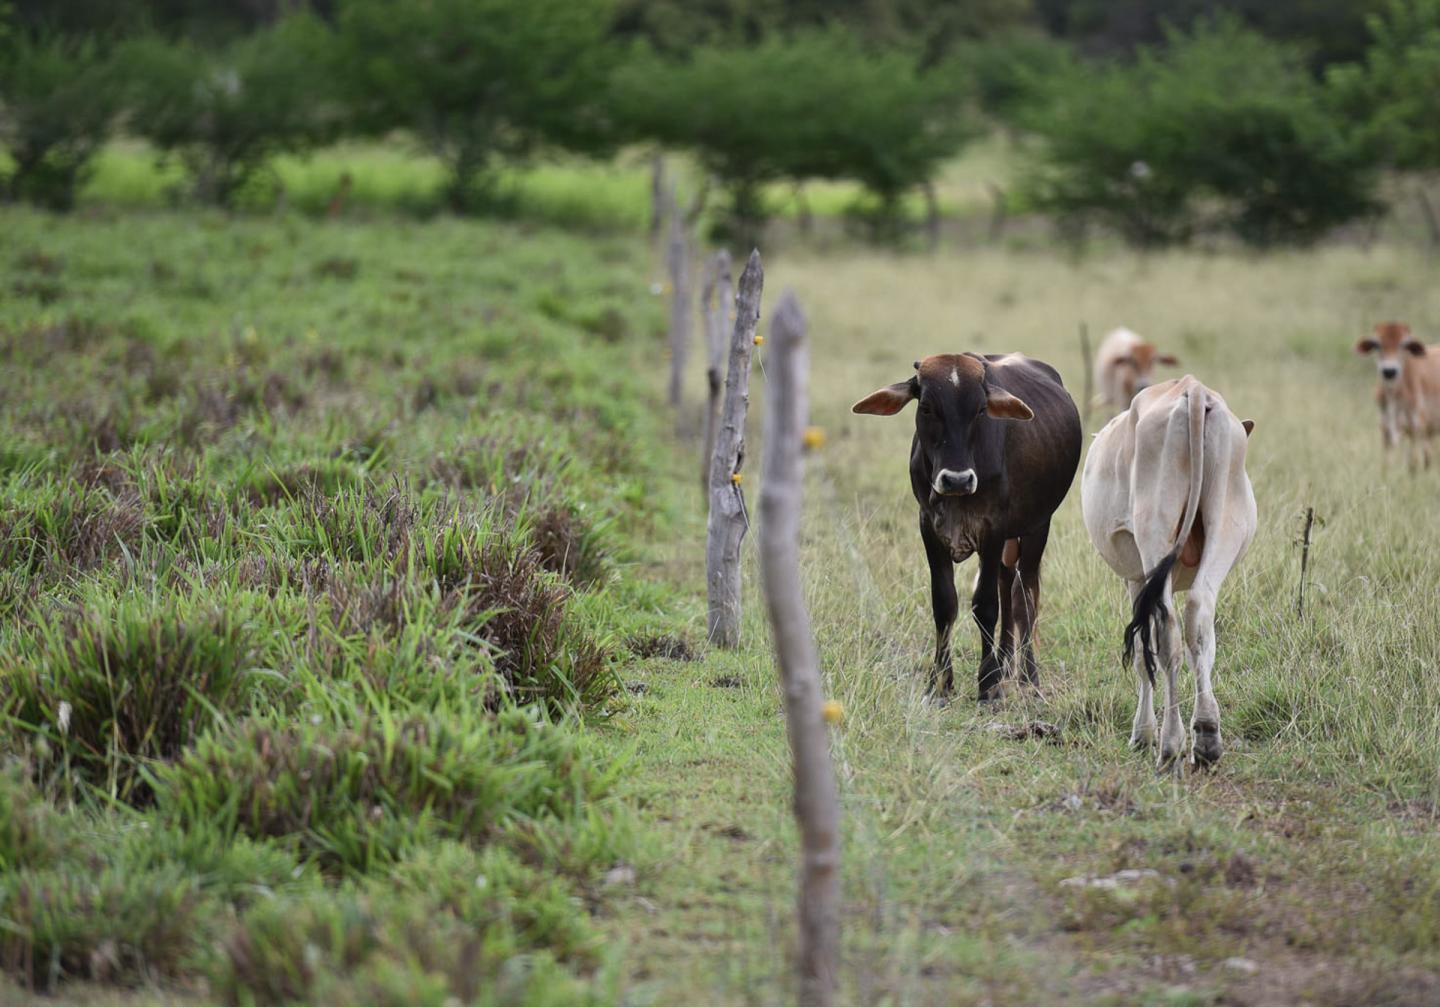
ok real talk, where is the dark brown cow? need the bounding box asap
[853,353,1082,701]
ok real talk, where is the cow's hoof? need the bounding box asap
[1192,721,1223,769]
[1157,743,1184,775]
[924,693,951,710]
[1129,725,1155,750]
[979,679,1012,704]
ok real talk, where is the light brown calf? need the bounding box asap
[1093,327,1179,414]
[1081,376,1256,772]
[1356,321,1440,469]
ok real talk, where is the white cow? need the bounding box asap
[1081,376,1256,771]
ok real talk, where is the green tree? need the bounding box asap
[1328,0,1440,171]
[335,0,619,212]
[123,15,340,207]
[614,30,973,242]
[1026,18,1378,246]
[0,30,122,210]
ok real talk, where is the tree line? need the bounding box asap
[3,0,1439,247]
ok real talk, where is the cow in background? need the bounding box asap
[1356,321,1440,469]
[853,353,1081,702]
[1093,327,1180,414]
[1081,376,1256,771]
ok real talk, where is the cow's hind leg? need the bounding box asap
[1183,541,1246,769]
[1155,591,1186,773]
[921,517,958,697]
[1013,523,1050,687]
[1127,579,1156,749]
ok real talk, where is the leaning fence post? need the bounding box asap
[700,250,734,490]
[706,250,763,647]
[667,183,692,412]
[759,290,841,1006]
[1079,321,1093,429]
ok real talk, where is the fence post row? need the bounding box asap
[700,249,734,490]
[758,290,841,1007]
[705,249,763,648]
[667,182,692,412]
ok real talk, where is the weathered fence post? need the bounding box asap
[759,290,841,1007]
[1079,321,1093,429]
[1296,506,1316,619]
[649,153,666,243]
[700,250,734,490]
[667,185,692,412]
[706,250,763,647]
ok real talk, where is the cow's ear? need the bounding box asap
[985,386,1034,421]
[1355,338,1380,355]
[1157,353,1180,366]
[852,379,916,416]
[1404,339,1426,357]
[1241,419,1255,437]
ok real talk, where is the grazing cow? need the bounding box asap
[1081,376,1256,771]
[853,353,1081,701]
[1093,327,1180,414]
[1355,321,1440,469]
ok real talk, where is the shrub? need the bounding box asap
[335,0,619,211]
[121,16,340,207]
[0,31,121,210]
[154,706,619,873]
[1025,18,1379,246]
[1327,0,1440,173]
[613,30,974,242]
[0,593,264,801]
[962,28,1079,130]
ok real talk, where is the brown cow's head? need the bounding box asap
[852,354,1033,500]
[1116,340,1180,402]
[1356,321,1424,385]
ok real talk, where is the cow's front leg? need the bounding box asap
[920,517,958,697]
[972,540,1005,702]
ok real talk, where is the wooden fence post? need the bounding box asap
[759,290,841,1006]
[649,153,666,244]
[706,250,763,647]
[667,185,692,412]
[1079,321,1093,429]
[700,250,734,490]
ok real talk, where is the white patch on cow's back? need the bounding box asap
[950,367,960,387]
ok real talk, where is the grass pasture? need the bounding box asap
[606,243,1440,1003]
[1,168,1439,1005]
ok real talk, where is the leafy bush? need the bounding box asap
[121,15,339,207]
[963,28,1079,129]
[614,30,974,241]
[335,0,619,211]
[1025,18,1379,246]
[0,31,121,210]
[154,706,619,873]
[0,593,264,801]
[1327,0,1440,172]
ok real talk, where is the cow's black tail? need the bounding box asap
[1123,548,1180,687]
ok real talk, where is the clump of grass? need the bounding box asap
[0,475,147,580]
[0,863,206,992]
[154,706,619,874]
[1,593,265,802]
[213,883,601,1007]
